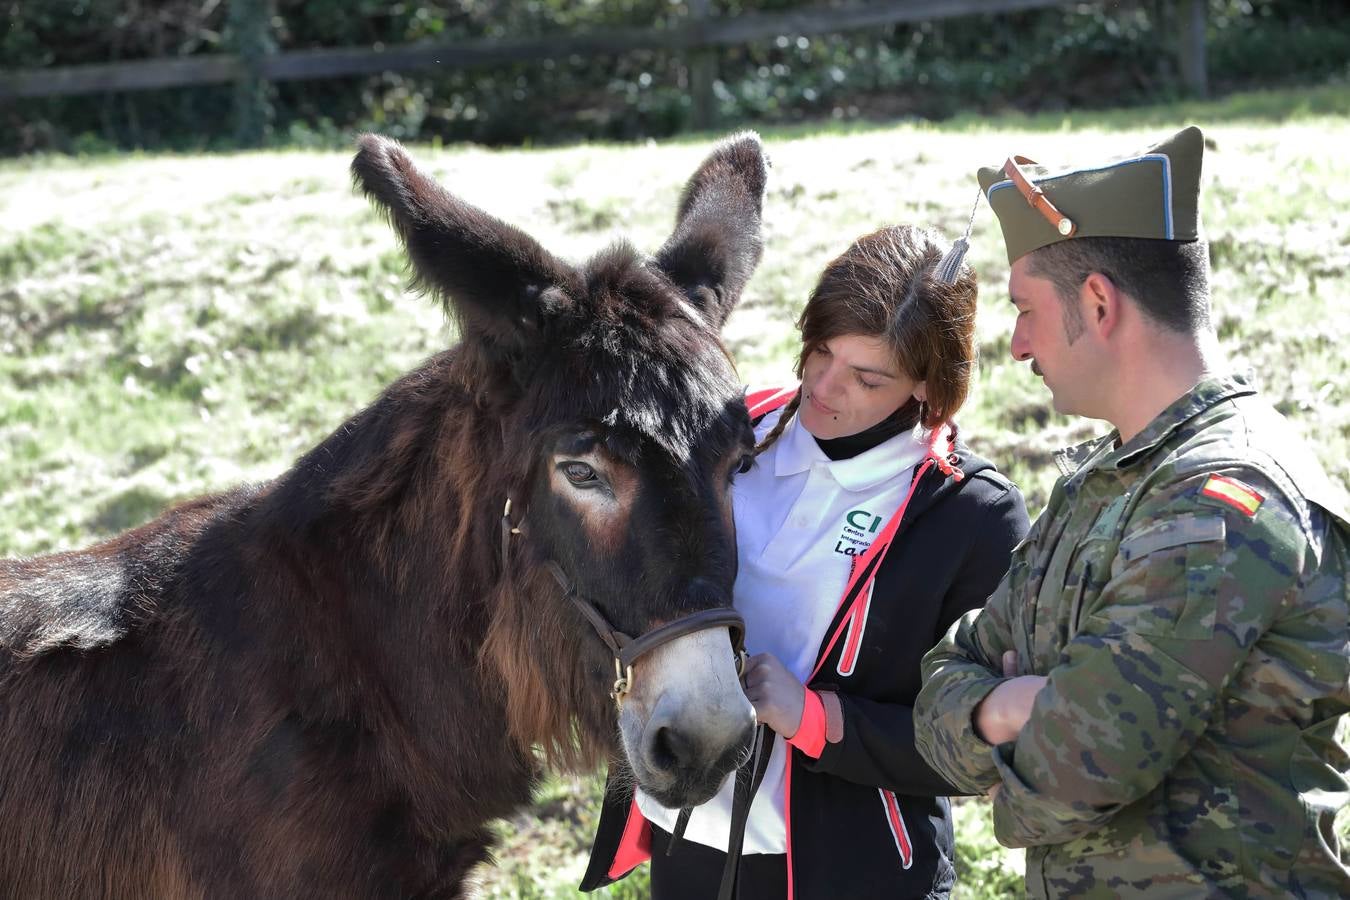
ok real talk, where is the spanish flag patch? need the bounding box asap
[1200,474,1264,517]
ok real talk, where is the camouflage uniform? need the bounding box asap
[913,374,1350,898]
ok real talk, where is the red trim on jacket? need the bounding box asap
[784,746,797,900]
[606,799,652,880]
[784,414,959,899]
[787,689,827,759]
[836,576,874,677]
[746,385,798,419]
[879,789,914,869]
[807,452,934,686]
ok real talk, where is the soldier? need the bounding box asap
[912,126,1350,898]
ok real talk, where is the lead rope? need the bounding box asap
[715,723,768,900]
[665,719,768,900]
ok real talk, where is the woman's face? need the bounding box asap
[798,333,927,440]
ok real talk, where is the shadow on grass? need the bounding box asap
[91,485,170,536]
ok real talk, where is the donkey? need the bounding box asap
[0,132,768,897]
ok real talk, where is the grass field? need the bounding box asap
[3,83,1348,898]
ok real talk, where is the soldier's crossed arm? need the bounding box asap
[986,469,1309,848]
[914,565,1021,794]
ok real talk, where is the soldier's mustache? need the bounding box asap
[1030,360,1043,377]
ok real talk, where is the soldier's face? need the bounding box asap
[1008,256,1099,417]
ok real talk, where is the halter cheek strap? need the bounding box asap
[500,499,748,709]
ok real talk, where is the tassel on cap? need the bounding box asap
[933,238,968,284]
[934,189,983,284]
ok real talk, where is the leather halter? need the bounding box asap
[501,499,748,708]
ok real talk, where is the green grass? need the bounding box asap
[3,83,1348,898]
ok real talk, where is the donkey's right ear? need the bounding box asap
[351,134,580,351]
[653,132,768,332]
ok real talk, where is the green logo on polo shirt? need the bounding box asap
[836,508,882,556]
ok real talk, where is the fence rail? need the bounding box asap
[0,0,1209,130]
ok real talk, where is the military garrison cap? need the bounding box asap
[978,125,1205,263]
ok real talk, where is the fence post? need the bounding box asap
[1176,0,1208,97]
[688,0,717,131]
[228,0,275,146]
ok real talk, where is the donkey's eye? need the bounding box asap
[728,454,754,484]
[562,461,598,485]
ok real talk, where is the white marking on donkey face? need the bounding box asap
[618,626,755,808]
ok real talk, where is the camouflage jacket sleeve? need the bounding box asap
[989,469,1309,848]
[913,560,1020,794]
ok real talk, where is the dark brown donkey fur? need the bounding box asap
[0,133,768,898]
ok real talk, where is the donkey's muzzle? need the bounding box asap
[625,624,756,809]
[640,693,756,808]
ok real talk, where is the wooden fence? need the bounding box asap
[1,0,1210,138]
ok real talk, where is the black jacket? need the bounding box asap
[582,438,1029,899]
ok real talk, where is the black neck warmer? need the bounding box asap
[813,399,923,462]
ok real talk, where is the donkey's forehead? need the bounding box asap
[532,319,747,463]
[593,342,745,462]
[606,386,746,464]
[524,241,751,461]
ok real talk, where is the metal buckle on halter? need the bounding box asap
[610,657,635,708]
[612,648,744,710]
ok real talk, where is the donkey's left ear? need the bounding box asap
[653,132,768,332]
[351,134,580,356]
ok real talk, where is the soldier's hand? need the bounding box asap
[974,675,1048,745]
[1001,649,1018,677]
[742,652,807,738]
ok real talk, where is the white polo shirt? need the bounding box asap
[637,409,929,853]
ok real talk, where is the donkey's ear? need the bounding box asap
[653,131,768,332]
[352,134,579,351]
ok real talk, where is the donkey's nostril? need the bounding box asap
[647,725,694,775]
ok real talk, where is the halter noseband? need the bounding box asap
[501,498,748,708]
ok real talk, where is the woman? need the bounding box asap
[582,225,1029,899]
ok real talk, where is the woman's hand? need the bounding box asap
[741,652,807,737]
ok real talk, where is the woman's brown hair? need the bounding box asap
[757,225,978,453]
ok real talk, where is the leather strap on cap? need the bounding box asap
[1003,155,1077,238]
